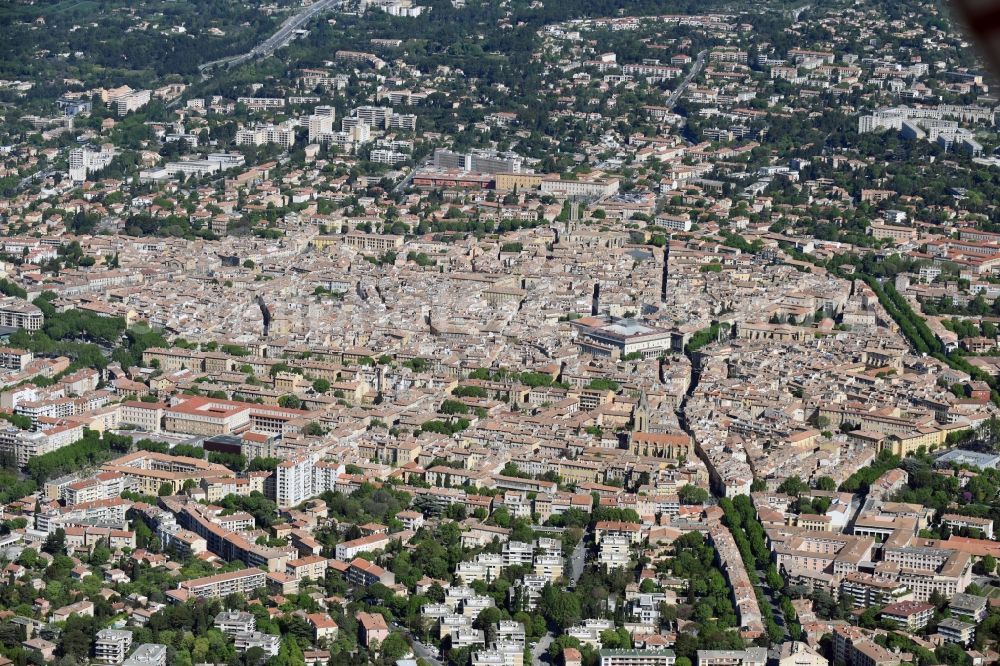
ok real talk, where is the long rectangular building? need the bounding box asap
[177,504,292,571]
[101,451,233,495]
[600,650,676,666]
[163,396,307,437]
[168,568,267,602]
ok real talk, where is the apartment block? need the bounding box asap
[214,611,256,636]
[69,147,115,182]
[122,644,167,666]
[938,618,976,646]
[594,521,642,544]
[94,629,133,665]
[346,557,396,586]
[277,452,319,508]
[286,554,327,581]
[0,297,43,331]
[62,472,131,506]
[697,648,768,666]
[599,535,631,570]
[941,514,994,539]
[168,568,267,602]
[600,649,677,666]
[234,632,280,657]
[335,533,391,560]
[839,573,912,608]
[235,123,295,149]
[307,106,336,142]
[879,600,933,631]
[114,90,151,116]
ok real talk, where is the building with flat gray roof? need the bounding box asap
[575,318,674,359]
[600,649,676,666]
[122,644,167,666]
[697,648,768,666]
[935,449,1000,469]
[94,629,133,665]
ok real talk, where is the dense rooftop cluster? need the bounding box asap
[4,0,1000,666]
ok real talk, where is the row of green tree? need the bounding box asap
[26,430,133,483]
[719,495,786,643]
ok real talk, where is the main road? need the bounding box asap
[567,536,586,588]
[392,154,433,194]
[665,49,707,110]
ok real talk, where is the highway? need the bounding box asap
[665,49,707,110]
[791,4,812,21]
[198,0,342,75]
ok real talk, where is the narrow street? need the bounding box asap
[532,536,587,664]
[567,537,586,588]
[678,345,790,637]
[532,632,554,665]
[757,567,792,642]
[391,621,443,666]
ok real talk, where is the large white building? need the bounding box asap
[0,422,84,469]
[859,105,995,134]
[0,297,44,331]
[370,149,408,165]
[276,452,319,508]
[235,122,296,149]
[316,123,371,153]
[598,535,631,570]
[234,632,280,657]
[62,472,131,506]
[94,629,133,665]
[600,649,677,666]
[307,106,336,142]
[113,90,151,116]
[540,176,619,199]
[214,611,256,636]
[389,113,418,130]
[654,215,693,232]
[353,105,394,128]
[236,97,285,110]
[69,147,116,182]
[122,644,167,666]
